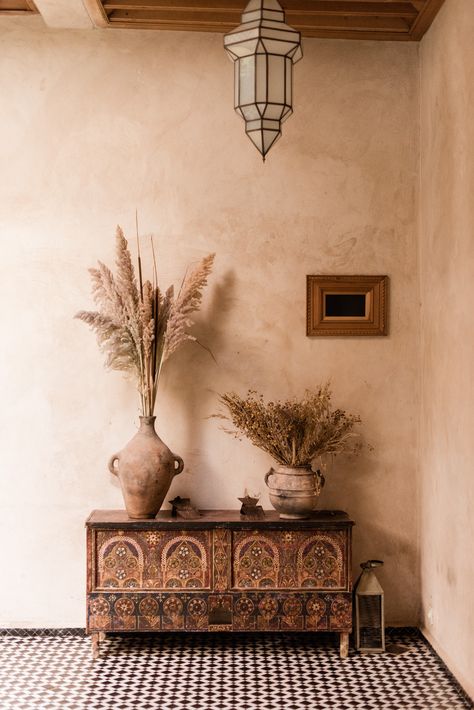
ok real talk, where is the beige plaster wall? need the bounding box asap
[0,17,420,626]
[419,0,474,695]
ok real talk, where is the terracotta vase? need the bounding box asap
[264,464,323,519]
[108,416,184,519]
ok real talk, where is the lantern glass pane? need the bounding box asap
[281,105,292,123]
[234,62,239,107]
[247,128,263,154]
[285,57,292,104]
[268,54,285,103]
[358,596,383,650]
[263,129,280,153]
[359,595,382,628]
[241,104,260,120]
[239,55,256,105]
[255,53,267,103]
[291,44,303,63]
[227,37,259,59]
[262,37,297,56]
[263,103,284,120]
[247,127,280,156]
[245,0,281,13]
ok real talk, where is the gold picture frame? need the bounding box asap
[306,275,388,336]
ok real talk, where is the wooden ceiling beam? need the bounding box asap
[409,0,443,38]
[0,0,37,13]
[103,0,418,17]
[107,21,414,39]
[83,0,445,40]
[108,8,411,31]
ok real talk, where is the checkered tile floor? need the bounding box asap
[0,629,471,709]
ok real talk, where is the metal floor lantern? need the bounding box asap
[355,560,386,653]
[224,0,303,161]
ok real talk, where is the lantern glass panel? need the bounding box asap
[247,127,280,155]
[242,104,260,120]
[281,105,292,123]
[262,38,296,55]
[268,54,285,103]
[227,37,259,59]
[357,595,384,652]
[285,57,292,103]
[234,62,239,106]
[255,53,267,103]
[263,129,280,153]
[290,44,303,62]
[359,595,382,629]
[239,56,255,105]
[264,103,285,120]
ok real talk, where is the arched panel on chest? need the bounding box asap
[161,536,209,589]
[98,535,144,588]
[233,534,281,589]
[296,534,345,589]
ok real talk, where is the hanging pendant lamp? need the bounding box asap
[224,0,303,161]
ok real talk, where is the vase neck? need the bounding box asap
[276,464,312,472]
[139,416,157,433]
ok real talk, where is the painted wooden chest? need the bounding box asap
[86,510,354,658]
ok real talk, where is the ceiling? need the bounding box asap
[0,0,37,13]
[82,0,445,40]
[0,0,445,40]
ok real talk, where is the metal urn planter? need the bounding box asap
[264,465,324,519]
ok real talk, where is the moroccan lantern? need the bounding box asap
[355,560,386,653]
[224,0,303,160]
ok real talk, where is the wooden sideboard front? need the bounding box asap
[86,510,354,658]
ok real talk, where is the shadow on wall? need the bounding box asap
[321,449,419,623]
[159,269,237,483]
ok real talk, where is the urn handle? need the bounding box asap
[264,468,275,486]
[316,468,325,488]
[108,453,120,477]
[173,455,184,476]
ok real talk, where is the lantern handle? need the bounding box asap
[360,559,384,569]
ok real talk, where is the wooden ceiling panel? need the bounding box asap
[0,0,38,13]
[83,0,445,40]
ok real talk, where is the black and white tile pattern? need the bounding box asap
[0,629,471,709]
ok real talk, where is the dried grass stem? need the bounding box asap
[75,226,214,416]
[215,384,362,467]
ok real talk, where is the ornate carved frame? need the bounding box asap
[306,275,388,336]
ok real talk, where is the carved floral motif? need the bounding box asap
[234,535,280,588]
[233,531,346,589]
[98,536,144,588]
[96,531,211,590]
[162,537,207,588]
[297,535,343,588]
[213,529,230,591]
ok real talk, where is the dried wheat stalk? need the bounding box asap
[215,384,362,467]
[76,226,215,416]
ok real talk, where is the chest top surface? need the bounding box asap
[86,509,354,530]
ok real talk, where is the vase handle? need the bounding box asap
[108,453,120,477]
[173,455,184,476]
[316,468,325,488]
[264,468,275,487]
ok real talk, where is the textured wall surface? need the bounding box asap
[419,0,474,696]
[0,17,420,626]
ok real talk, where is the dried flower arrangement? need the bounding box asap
[216,384,362,467]
[76,226,214,417]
